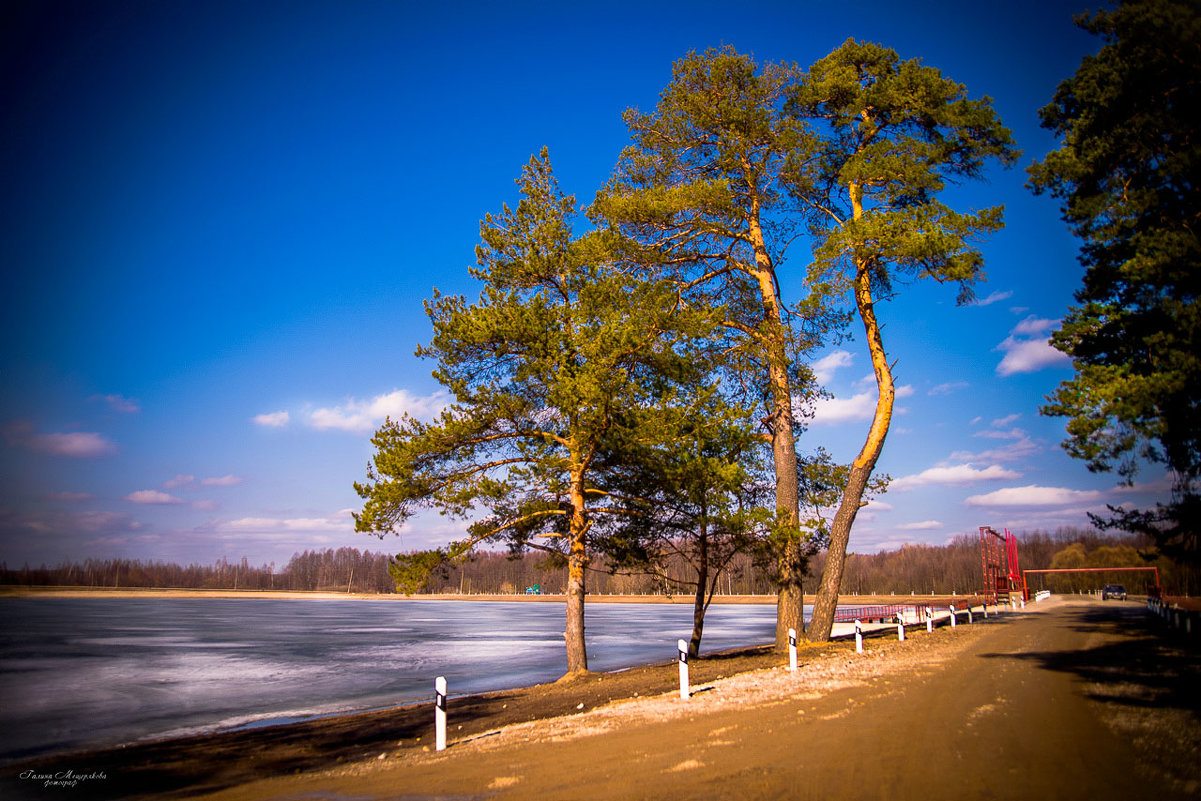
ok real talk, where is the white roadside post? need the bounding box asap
[434,676,447,752]
[967,604,974,624]
[855,620,863,654]
[949,605,957,629]
[678,639,690,700]
[896,614,905,642]
[788,628,798,672]
[983,602,989,619]
[926,607,933,633]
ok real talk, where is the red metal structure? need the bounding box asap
[979,526,1021,602]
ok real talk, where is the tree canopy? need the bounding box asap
[354,149,717,676]
[592,47,834,649]
[1029,0,1200,563]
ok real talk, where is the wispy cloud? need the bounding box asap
[164,474,195,489]
[124,489,184,505]
[995,316,1071,376]
[308,389,447,433]
[91,394,140,413]
[890,464,1021,492]
[973,290,1013,307]
[896,520,943,531]
[200,474,243,487]
[253,410,290,428]
[949,435,1042,464]
[929,381,969,396]
[47,491,95,502]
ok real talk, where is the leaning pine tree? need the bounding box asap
[789,40,1020,640]
[354,149,714,678]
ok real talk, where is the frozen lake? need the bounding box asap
[0,597,783,762]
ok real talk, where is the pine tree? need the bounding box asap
[355,150,715,676]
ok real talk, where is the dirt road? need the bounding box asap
[188,597,1197,801]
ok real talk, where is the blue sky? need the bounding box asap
[1,0,1168,569]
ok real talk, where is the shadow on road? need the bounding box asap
[980,602,1200,795]
[985,604,1197,710]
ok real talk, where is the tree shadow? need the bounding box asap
[977,605,1200,714]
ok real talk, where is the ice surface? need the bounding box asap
[0,598,779,761]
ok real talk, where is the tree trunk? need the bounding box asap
[688,523,709,658]
[562,468,590,678]
[808,224,894,641]
[776,537,805,648]
[747,194,803,652]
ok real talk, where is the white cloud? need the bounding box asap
[92,394,141,413]
[223,514,351,533]
[809,391,877,424]
[253,410,290,428]
[164,474,195,489]
[812,350,854,384]
[308,389,447,433]
[973,290,1013,307]
[995,316,1071,376]
[991,413,1020,428]
[897,520,943,530]
[125,489,184,505]
[890,464,1021,492]
[964,485,1106,507]
[808,385,914,426]
[191,499,220,511]
[201,474,243,487]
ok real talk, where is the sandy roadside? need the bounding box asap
[185,597,1198,801]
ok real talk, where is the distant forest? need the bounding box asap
[3,527,1196,596]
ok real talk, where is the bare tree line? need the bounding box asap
[3,528,1195,596]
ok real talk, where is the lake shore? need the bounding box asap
[0,585,971,606]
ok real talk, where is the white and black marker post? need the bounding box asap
[926,607,933,633]
[678,639,690,700]
[949,605,957,629]
[434,676,447,751]
[855,620,863,654]
[896,614,905,642]
[788,628,798,671]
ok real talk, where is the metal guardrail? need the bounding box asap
[833,596,993,624]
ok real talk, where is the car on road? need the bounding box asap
[1101,583,1127,600]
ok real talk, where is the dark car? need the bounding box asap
[1101,583,1127,600]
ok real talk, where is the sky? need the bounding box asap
[0,0,1169,570]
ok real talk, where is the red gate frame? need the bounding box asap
[980,526,1021,602]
